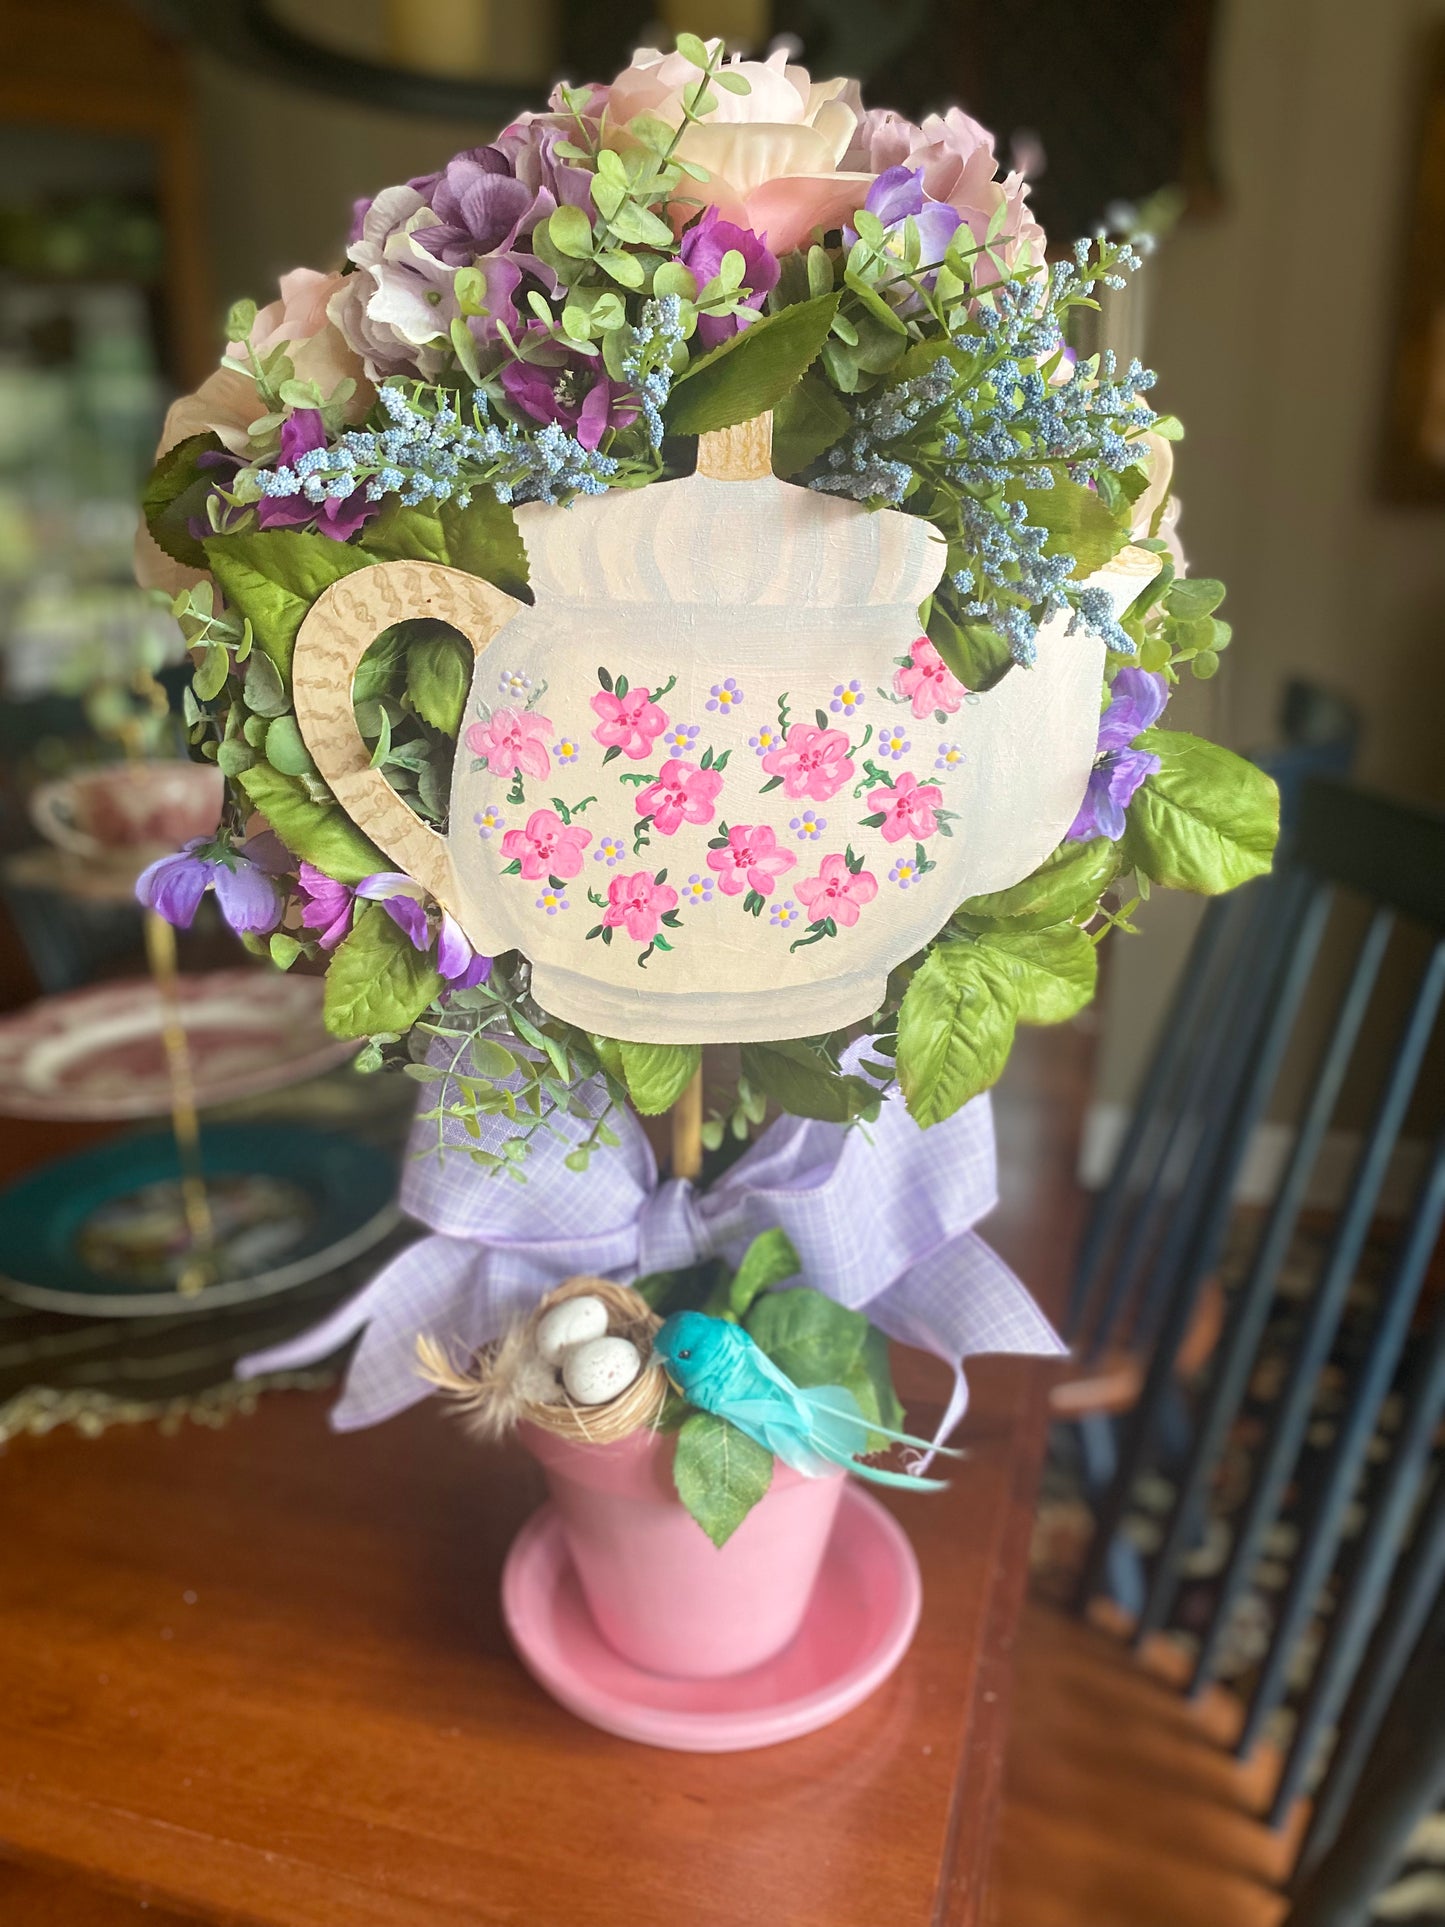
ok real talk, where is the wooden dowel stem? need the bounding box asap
[670,1067,705,1182]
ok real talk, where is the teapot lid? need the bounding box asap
[514,415,945,611]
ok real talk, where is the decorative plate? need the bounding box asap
[0,970,355,1120]
[0,1125,398,1316]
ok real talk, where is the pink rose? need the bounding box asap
[761,722,856,802]
[894,636,967,719]
[607,43,872,253]
[591,685,669,760]
[868,771,943,843]
[796,853,878,929]
[635,760,724,835]
[603,870,679,943]
[843,105,1045,285]
[225,267,371,411]
[500,807,591,880]
[466,707,553,779]
[705,823,796,897]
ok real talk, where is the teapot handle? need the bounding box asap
[290,559,518,949]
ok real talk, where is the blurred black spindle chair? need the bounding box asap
[1073,772,1445,1904]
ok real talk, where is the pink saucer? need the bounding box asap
[501,1484,922,1752]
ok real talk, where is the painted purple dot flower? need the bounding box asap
[707,678,743,713]
[498,668,531,701]
[789,810,827,841]
[770,899,801,927]
[474,804,506,839]
[879,725,911,761]
[681,873,714,906]
[593,835,627,867]
[749,724,780,757]
[552,738,580,766]
[935,741,966,772]
[1066,669,1170,843]
[831,680,865,716]
[136,833,284,936]
[534,888,568,916]
[663,721,700,759]
[889,856,921,889]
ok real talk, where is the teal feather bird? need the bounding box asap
[653,1309,960,1491]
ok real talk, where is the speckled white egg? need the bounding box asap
[535,1295,609,1364]
[562,1335,642,1406]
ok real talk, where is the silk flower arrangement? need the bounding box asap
[136,38,1278,1575]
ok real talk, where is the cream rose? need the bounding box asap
[607,42,874,254]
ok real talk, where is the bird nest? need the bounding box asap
[415,1275,668,1445]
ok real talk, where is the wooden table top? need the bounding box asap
[0,1031,1084,1926]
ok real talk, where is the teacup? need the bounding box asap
[30,760,223,863]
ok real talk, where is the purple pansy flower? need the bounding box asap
[255,409,376,541]
[1066,669,1170,843]
[136,833,284,935]
[353,873,491,987]
[678,208,780,350]
[500,328,640,450]
[296,863,356,950]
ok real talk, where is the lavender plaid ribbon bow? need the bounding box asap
[238,1061,1062,1450]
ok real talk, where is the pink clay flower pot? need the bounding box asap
[520,1422,846,1679]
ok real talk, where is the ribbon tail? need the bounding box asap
[238,1234,506,1432]
[866,1228,1064,1471]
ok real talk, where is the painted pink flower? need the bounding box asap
[591,686,669,760]
[466,707,553,779]
[868,771,944,843]
[500,807,592,880]
[603,870,679,943]
[795,853,878,929]
[635,760,724,835]
[706,823,797,897]
[761,722,855,802]
[894,636,967,719]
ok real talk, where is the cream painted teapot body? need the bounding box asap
[292,419,1126,1043]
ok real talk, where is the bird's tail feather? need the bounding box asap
[799,1386,964,1461]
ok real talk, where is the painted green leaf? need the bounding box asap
[672,1412,774,1547]
[1122,730,1279,893]
[406,630,471,737]
[1014,474,1129,579]
[770,373,852,477]
[746,1286,867,1388]
[897,941,1019,1127]
[974,922,1098,1025]
[239,762,385,884]
[728,1228,802,1319]
[738,1040,879,1123]
[206,531,372,678]
[666,293,841,437]
[322,902,441,1040]
[143,432,222,570]
[618,1040,700,1115]
[954,838,1120,932]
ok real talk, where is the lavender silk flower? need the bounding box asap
[500,328,639,450]
[256,409,375,541]
[355,873,490,986]
[678,208,780,350]
[846,166,963,281]
[136,836,283,935]
[1067,669,1170,843]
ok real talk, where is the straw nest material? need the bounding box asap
[415,1276,667,1445]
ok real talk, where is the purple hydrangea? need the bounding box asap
[1066,669,1170,842]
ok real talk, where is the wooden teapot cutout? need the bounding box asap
[291,413,1129,1045]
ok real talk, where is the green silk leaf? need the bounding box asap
[897,940,1019,1127]
[972,923,1099,1025]
[143,432,223,570]
[322,902,441,1040]
[672,1412,774,1547]
[205,530,372,679]
[406,630,471,737]
[738,1040,879,1123]
[238,761,385,884]
[954,838,1120,932]
[1013,474,1130,579]
[728,1228,802,1319]
[666,293,841,437]
[1122,730,1280,893]
[770,372,851,477]
[618,1040,701,1116]
[360,493,530,601]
